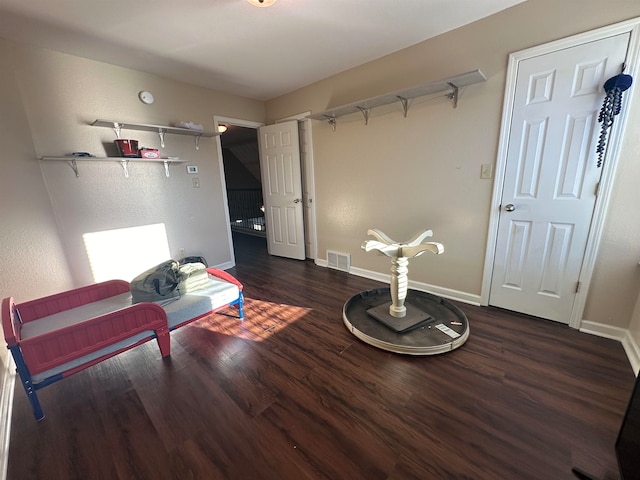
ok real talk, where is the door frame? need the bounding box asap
[480,17,640,328]
[213,115,264,266]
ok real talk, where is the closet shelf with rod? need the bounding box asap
[308,70,486,130]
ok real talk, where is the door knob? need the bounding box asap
[293,198,302,204]
[504,204,515,212]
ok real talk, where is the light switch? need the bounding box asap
[192,178,200,188]
[480,164,493,179]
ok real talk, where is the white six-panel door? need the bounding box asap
[489,33,630,323]
[258,121,306,260]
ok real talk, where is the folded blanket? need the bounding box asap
[177,262,209,294]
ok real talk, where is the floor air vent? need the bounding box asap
[327,250,351,272]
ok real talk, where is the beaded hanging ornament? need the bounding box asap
[597,68,632,167]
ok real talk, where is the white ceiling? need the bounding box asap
[0,0,524,101]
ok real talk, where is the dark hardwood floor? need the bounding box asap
[7,233,636,479]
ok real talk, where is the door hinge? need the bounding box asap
[595,182,600,197]
[576,281,582,293]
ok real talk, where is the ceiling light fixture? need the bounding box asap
[247,0,277,7]
[217,125,228,133]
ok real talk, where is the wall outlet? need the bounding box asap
[192,177,200,188]
[480,164,493,179]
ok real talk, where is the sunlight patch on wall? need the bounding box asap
[83,223,171,282]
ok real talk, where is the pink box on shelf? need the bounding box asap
[139,148,160,159]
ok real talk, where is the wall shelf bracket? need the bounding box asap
[323,115,337,131]
[356,107,371,125]
[68,159,79,177]
[112,122,123,139]
[163,160,170,177]
[120,159,130,178]
[158,128,166,148]
[447,82,459,109]
[397,96,410,117]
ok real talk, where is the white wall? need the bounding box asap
[0,41,74,303]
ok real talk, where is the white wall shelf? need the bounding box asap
[308,70,486,130]
[41,156,188,178]
[91,119,219,150]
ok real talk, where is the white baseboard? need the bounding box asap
[622,331,640,376]
[580,320,639,376]
[579,320,628,341]
[349,266,482,305]
[214,260,235,271]
[0,356,15,480]
[315,260,481,306]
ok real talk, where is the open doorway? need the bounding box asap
[217,122,268,258]
[215,115,318,264]
[220,124,265,238]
